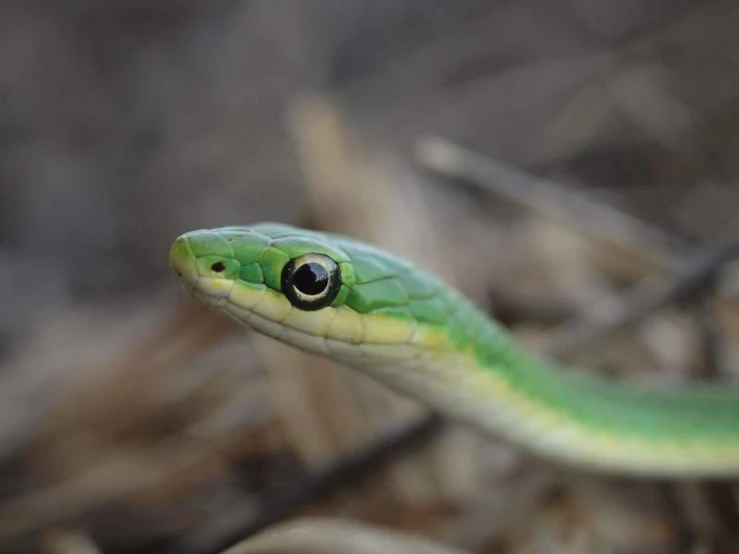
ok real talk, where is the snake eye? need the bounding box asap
[281,253,340,311]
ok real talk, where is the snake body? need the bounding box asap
[170,223,739,477]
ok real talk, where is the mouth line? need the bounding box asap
[188,280,335,342]
[176,272,208,300]
[185,280,425,368]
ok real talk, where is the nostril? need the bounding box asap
[211,262,226,273]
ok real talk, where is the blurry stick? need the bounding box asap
[694,299,730,380]
[415,136,696,273]
[545,242,739,359]
[41,528,102,554]
[220,517,469,554]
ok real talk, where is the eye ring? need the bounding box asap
[281,253,341,311]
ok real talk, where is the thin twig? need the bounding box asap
[544,241,739,359]
[693,299,729,380]
[415,136,698,272]
[220,518,471,554]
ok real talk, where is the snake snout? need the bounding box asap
[169,236,199,286]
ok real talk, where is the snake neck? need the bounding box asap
[352,294,739,477]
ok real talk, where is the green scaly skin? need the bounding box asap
[169,223,739,477]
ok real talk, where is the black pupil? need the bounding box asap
[293,262,329,295]
[211,262,226,273]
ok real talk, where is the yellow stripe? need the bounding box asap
[416,337,739,476]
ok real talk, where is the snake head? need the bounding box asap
[169,223,451,363]
[169,223,353,308]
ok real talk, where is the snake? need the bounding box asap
[169,222,739,478]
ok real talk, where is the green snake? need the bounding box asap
[169,223,739,478]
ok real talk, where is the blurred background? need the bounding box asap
[2,1,739,553]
